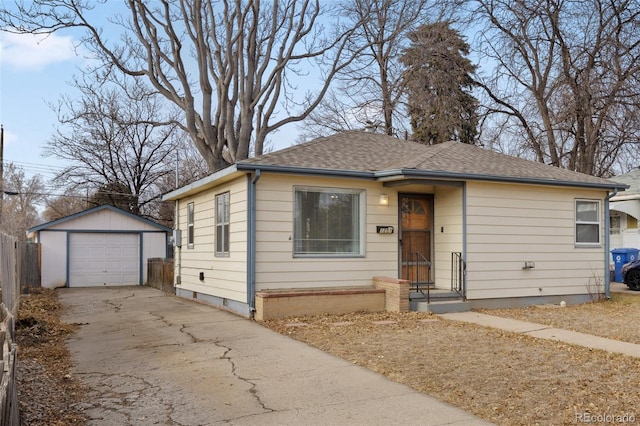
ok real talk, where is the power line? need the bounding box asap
[2,189,172,202]
[2,159,68,176]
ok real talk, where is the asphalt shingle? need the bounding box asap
[239,131,624,188]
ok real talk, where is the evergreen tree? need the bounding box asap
[400,22,479,145]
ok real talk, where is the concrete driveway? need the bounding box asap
[60,286,492,425]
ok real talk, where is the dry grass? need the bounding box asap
[261,295,640,426]
[16,288,88,425]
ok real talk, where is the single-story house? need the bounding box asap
[27,204,171,288]
[162,131,627,320]
[609,169,640,249]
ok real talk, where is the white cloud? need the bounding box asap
[1,128,18,146]
[0,32,80,70]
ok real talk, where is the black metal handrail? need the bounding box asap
[413,252,431,302]
[451,252,466,300]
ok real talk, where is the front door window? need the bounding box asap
[400,195,432,286]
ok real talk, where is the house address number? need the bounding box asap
[376,226,394,234]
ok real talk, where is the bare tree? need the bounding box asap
[1,0,364,172]
[301,0,446,139]
[45,77,180,217]
[152,143,210,227]
[400,21,479,145]
[473,0,640,177]
[42,190,88,222]
[1,163,45,239]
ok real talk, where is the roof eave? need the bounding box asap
[168,163,627,198]
[376,169,628,190]
[610,192,640,202]
[236,163,377,179]
[27,204,172,233]
[162,165,244,201]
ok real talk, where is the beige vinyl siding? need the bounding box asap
[433,186,463,287]
[465,181,607,300]
[176,176,248,302]
[254,174,398,290]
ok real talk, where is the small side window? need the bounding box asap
[216,192,230,255]
[187,202,195,248]
[575,199,600,245]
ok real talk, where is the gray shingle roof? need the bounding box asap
[243,131,425,171]
[239,131,624,189]
[610,169,640,195]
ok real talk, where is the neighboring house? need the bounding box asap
[162,132,626,319]
[609,169,640,249]
[27,205,171,288]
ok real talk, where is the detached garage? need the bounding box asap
[28,205,171,288]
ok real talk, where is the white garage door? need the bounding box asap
[69,233,140,287]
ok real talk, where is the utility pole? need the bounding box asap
[175,148,179,189]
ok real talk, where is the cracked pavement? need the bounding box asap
[60,286,492,425]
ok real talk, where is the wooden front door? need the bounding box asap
[400,195,433,287]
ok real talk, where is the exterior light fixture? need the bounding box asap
[379,194,389,206]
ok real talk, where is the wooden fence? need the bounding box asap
[0,233,21,426]
[0,236,41,317]
[0,235,18,318]
[147,258,175,294]
[17,242,40,291]
[0,305,18,426]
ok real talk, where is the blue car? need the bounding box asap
[622,259,640,291]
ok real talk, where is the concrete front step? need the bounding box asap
[409,290,462,302]
[410,299,471,314]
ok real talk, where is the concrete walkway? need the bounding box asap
[610,280,640,295]
[60,287,492,426]
[440,283,640,358]
[439,311,640,358]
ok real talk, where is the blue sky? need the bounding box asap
[0,31,84,183]
[0,23,303,188]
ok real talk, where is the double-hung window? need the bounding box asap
[293,187,364,256]
[187,202,195,248]
[575,199,600,245]
[216,192,230,255]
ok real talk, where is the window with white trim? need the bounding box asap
[610,212,621,235]
[293,187,364,256]
[575,199,600,245]
[187,202,195,248]
[216,192,230,255]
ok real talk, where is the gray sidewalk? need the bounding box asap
[60,287,492,426]
[440,309,640,359]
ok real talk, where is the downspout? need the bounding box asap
[175,198,181,291]
[462,182,467,300]
[247,170,261,317]
[604,188,618,300]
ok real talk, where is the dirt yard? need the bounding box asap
[261,293,640,426]
[14,289,640,425]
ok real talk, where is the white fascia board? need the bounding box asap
[162,165,243,201]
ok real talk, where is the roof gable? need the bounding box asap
[28,204,172,234]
